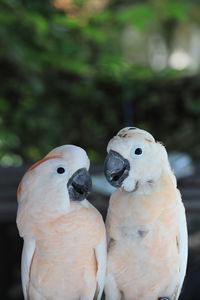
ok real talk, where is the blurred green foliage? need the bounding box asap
[0,0,200,165]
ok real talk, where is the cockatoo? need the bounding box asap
[104,127,188,300]
[16,145,106,300]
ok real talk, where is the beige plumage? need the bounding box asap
[17,145,106,300]
[104,128,187,300]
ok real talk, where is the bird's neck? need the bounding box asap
[115,170,180,224]
[132,168,177,197]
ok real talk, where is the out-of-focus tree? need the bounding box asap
[0,0,200,165]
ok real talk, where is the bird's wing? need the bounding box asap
[178,206,188,273]
[173,204,188,300]
[21,237,36,300]
[94,235,107,300]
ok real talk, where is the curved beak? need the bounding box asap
[104,150,130,187]
[67,168,92,201]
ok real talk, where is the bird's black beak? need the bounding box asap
[104,150,130,187]
[67,168,92,201]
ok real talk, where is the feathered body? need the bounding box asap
[28,201,104,300]
[104,128,187,300]
[17,145,106,300]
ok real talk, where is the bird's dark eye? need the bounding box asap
[130,145,144,159]
[57,167,65,174]
[135,148,142,155]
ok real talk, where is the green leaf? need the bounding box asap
[117,4,156,30]
[25,13,49,34]
[164,0,188,21]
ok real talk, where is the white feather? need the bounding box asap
[21,237,35,300]
[177,203,188,296]
[95,235,107,300]
[166,202,188,300]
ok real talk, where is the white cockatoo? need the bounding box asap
[16,145,106,300]
[104,127,188,300]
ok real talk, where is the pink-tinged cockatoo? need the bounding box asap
[16,145,106,300]
[104,127,188,300]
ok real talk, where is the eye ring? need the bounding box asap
[130,145,144,159]
[56,165,66,176]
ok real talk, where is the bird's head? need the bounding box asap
[104,127,173,193]
[17,145,92,231]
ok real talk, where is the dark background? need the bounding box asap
[0,0,200,299]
